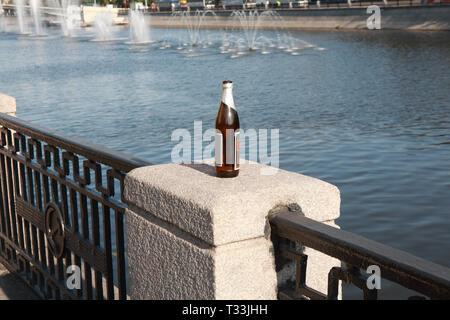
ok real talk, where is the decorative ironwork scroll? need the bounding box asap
[44,202,65,259]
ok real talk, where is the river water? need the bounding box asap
[0,25,449,299]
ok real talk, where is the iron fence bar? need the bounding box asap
[115,209,127,300]
[102,204,114,300]
[270,208,450,299]
[0,153,12,241]
[91,199,103,300]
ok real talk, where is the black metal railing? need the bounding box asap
[2,113,449,300]
[270,205,450,300]
[0,113,152,300]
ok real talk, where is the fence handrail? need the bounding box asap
[0,113,152,173]
[270,208,450,299]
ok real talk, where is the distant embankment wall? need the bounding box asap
[147,6,450,30]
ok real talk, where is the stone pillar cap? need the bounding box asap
[124,160,340,246]
[0,93,16,114]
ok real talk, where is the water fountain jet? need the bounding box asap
[14,0,26,34]
[93,11,114,41]
[172,10,217,49]
[30,0,44,35]
[223,10,318,57]
[0,1,5,32]
[129,10,151,44]
[60,0,81,37]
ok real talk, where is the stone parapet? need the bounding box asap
[124,160,341,299]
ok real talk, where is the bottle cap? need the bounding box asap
[222,81,233,89]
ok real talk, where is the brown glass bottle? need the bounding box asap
[215,81,240,178]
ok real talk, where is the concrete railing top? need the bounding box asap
[124,159,341,299]
[124,159,340,247]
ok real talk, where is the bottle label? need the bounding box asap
[215,130,223,167]
[234,130,240,170]
[215,129,240,170]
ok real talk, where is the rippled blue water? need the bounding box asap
[1,25,449,299]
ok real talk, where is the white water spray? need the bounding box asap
[129,10,150,43]
[30,0,43,35]
[176,10,217,47]
[14,0,26,34]
[0,1,5,32]
[60,0,81,37]
[94,11,114,41]
[220,10,317,57]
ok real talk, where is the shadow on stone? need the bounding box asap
[0,264,40,300]
[181,163,217,177]
[269,204,306,299]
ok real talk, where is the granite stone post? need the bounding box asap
[124,160,341,299]
[0,93,16,116]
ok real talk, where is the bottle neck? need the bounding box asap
[221,87,236,110]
